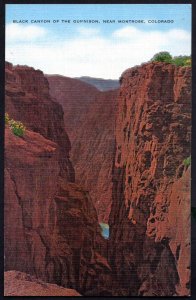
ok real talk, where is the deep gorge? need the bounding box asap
[4,61,191,296]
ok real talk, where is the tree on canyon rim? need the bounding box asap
[151,51,173,63]
[151,51,191,66]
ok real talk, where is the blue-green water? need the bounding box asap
[99,223,109,239]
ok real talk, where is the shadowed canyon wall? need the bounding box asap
[109,62,191,296]
[5,62,111,295]
[47,75,118,222]
[71,90,118,223]
[46,74,99,139]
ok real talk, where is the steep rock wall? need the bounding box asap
[5,122,110,296]
[47,74,118,222]
[71,90,118,222]
[5,128,60,277]
[46,74,99,139]
[5,62,74,181]
[4,63,111,295]
[109,62,191,296]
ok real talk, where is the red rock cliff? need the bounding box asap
[71,90,118,222]
[4,63,111,296]
[109,62,191,296]
[5,62,74,181]
[47,74,118,222]
[46,74,99,139]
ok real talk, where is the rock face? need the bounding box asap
[5,62,74,181]
[4,127,110,294]
[4,128,60,276]
[109,62,191,296]
[46,74,99,139]
[47,74,118,222]
[4,63,111,295]
[4,271,81,296]
[71,90,118,223]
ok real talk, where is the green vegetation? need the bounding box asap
[172,56,191,67]
[183,156,191,168]
[151,52,191,67]
[5,113,26,137]
[5,113,9,125]
[151,51,172,63]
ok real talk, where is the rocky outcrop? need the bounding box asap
[47,74,118,222]
[4,128,60,276]
[5,124,111,295]
[5,62,74,181]
[109,62,191,296]
[4,63,111,295]
[4,271,81,296]
[148,165,191,296]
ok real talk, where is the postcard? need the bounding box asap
[4,3,192,297]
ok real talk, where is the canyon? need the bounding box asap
[4,61,191,296]
[47,74,117,222]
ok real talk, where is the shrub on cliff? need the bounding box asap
[5,113,26,137]
[183,156,191,167]
[151,51,172,63]
[172,55,191,67]
[5,113,9,125]
[151,52,191,67]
